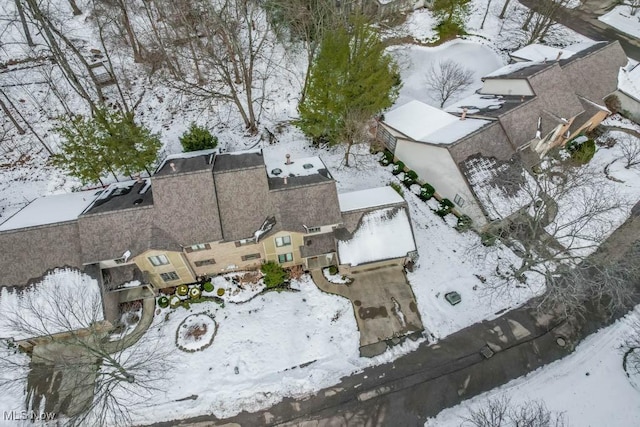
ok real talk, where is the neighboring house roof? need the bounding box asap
[384,100,491,145]
[338,186,404,212]
[559,41,628,102]
[337,206,416,266]
[483,61,553,79]
[300,232,336,258]
[384,100,459,141]
[510,44,578,62]
[619,61,640,102]
[0,188,102,231]
[509,41,600,63]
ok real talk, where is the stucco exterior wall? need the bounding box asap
[184,240,264,277]
[135,249,195,288]
[0,222,82,287]
[263,230,305,268]
[480,79,534,96]
[394,139,487,225]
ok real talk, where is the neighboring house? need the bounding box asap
[0,149,418,296]
[377,41,627,226]
[616,61,640,123]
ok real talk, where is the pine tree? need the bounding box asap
[432,0,471,36]
[298,16,400,166]
[179,123,219,152]
[54,108,161,184]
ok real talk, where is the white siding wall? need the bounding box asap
[480,79,534,96]
[395,139,488,226]
[616,90,640,123]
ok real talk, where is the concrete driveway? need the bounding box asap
[312,264,423,357]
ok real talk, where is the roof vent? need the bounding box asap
[285,154,291,165]
[169,162,176,172]
[271,168,282,176]
[302,163,314,169]
[133,198,143,205]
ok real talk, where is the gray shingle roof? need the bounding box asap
[300,232,336,258]
[213,150,265,172]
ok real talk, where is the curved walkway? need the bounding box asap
[104,297,155,353]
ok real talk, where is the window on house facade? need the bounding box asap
[160,271,179,282]
[114,258,126,264]
[241,253,261,261]
[277,253,293,263]
[235,239,254,247]
[378,126,397,152]
[148,254,169,266]
[194,259,216,267]
[186,243,210,252]
[275,235,291,247]
[306,226,321,233]
[454,194,465,207]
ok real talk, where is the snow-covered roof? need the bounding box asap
[0,269,103,340]
[338,186,405,212]
[338,207,415,266]
[483,61,546,78]
[0,188,103,231]
[384,100,488,144]
[266,156,328,178]
[384,100,459,141]
[619,61,640,101]
[510,44,577,62]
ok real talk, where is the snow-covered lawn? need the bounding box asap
[391,41,504,108]
[599,6,640,39]
[426,306,640,427]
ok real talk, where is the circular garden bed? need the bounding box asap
[175,313,217,352]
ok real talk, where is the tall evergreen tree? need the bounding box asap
[432,0,471,35]
[298,16,400,166]
[54,108,161,184]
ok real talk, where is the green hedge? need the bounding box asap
[456,215,473,232]
[420,183,435,201]
[436,198,454,217]
[388,182,404,197]
[158,296,169,308]
[567,136,596,164]
[203,281,214,292]
[392,161,405,175]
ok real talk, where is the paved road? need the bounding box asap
[518,0,640,61]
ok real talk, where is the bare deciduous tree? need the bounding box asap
[461,396,567,427]
[617,133,640,170]
[499,0,570,48]
[484,159,627,283]
[0,274,172,426]
[623,312,640,378]
[425,59,473,108]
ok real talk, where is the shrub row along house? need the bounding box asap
[0,149,417,308]
[377,41,627,226]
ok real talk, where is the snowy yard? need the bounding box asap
[426,306,640,427]
[1,0,639,424]
[599,5,640,39]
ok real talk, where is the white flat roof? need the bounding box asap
[338,186,405,212]
[266,156,327,178]
[619,61,640,101]
[0,189,102,231]
[384,100,459,142]
[510,44,576,62]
